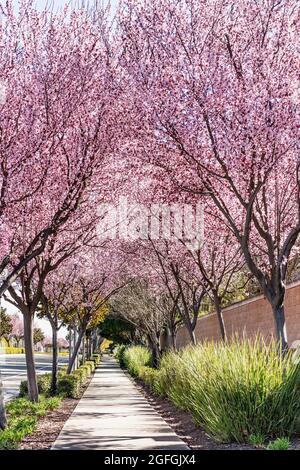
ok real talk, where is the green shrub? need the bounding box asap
[83,360,95,374]
[267,437,290,450]
[56,359,96,398]
[57,374,81,398]
[248,433,266,448]
[114,344,127,367]
[19,373,52,398]
[91,354,101,365]
[0,417,36,449]
[123,346,152,376]
[6,395,62,418]
[73,367,88,385]
[58,365,68,374]
[154,337,300,443]
[0,396,61,449]
[19,380,28,398]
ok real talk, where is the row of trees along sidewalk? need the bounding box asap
[1,0,300,428]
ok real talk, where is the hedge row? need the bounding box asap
[19,353,101,399]
[3,347,25,354]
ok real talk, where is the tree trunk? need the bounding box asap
[0,377,7,430]
[177,306,197,345]
[151,343,160,368]
[82,336,86,364]
[148,336,160,368]
[23,313,39,402]
[171,330,177,350]
[73,327,77,370]
[51,325,58,395]
[272,303,288,355]
[68,328,73,365]
[67,328,85,374]
[185,321,196,345]
[92,330,98,354]
[213,294,226,341]
[88,336,92,359]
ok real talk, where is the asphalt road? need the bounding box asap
[0,354,69,402]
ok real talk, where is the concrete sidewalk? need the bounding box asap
[52,355,189,450]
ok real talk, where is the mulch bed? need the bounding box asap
[19,377,93,450]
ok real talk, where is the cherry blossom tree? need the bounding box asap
[147,240,207,346]
[1,0,123,403]
[4,219,97,401]
[39,271,74,394]
[57,245,128,374]
[57,337,68,350]
[187,207,247,341]
[119,0,300,353]
[110,279,167,366]
[0,0,121,297]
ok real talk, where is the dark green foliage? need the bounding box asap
[0,308,12,340]
[19,373,52,398]
[114,344,127,367]
[19,355,101,399]
[100,314,136,345]
[57,374,81,398]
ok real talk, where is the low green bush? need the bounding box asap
[58,365,68,374]
[114,344,127,367]
[19,373,52,398]
[19,358,98,399]
[57,374,81,398]
[73,367,88,385]
[83,360,95,374]
[91,354,101,365]
[0,396,61,449]
[267,437,290,450]
[248,433,266,448]
[57,360,96,398]
[123,346,152,376]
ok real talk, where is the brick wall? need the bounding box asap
[176,280,300,348]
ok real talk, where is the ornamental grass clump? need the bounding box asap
[123,345,152,376]
[160,336,300,442]
[155,351,193,410]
